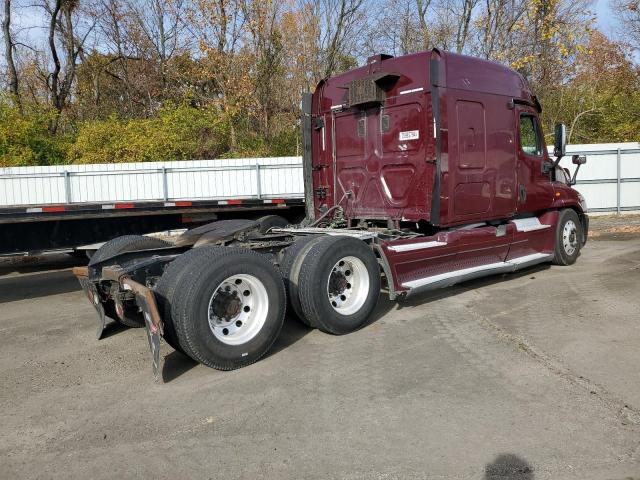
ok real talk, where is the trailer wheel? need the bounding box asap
[553,209,583,266]
[279,236,323,327]
[255,215,289,233]
[297,236,381,335]
[89,235,171,328]
[170,247,286,370]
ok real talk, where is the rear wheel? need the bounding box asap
[297,236,380,335]
[553,209,582,266]
[90,235,171,328]
[279,235,323,327]
[170,247,286,370]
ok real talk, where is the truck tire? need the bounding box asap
[169,247,286,370]
[297,236,381,335]
[255,215,289,233]
[552,209,583,266]
[278,235,323,327]
[89,235,171,328]
[154,247,223,354]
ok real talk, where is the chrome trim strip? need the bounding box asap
[402,261,507,289]
[388,241,447,252]
[402,253,553,293]
[507,252,553,265]
[399,87,424,95]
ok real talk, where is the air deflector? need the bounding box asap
[346,72,400,108]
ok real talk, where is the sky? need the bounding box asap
[595,0,616,33]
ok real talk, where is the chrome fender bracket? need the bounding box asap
[121,278,165,383]
[73,266,108,339]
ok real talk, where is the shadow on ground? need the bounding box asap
[0,269,82,302]
[162,350,199,383]
[0,253,86,302]
[394,263,550,310]
[485,453,534,479]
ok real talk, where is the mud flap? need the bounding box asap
[121,278,165,383]
[73,267,108,339]
[137,294,164,383]
[73,267,166,382]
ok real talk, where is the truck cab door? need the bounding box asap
[448,96,517,224]
[515,109,554,213]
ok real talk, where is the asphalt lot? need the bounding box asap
[1,218,639,479]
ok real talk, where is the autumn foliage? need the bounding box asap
[0,0,638,167]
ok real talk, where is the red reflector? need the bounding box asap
[227,199,242,205]
[271,198,285,204]
[175,201,192,207]
[42,206,65,212]
[115,203,135,209]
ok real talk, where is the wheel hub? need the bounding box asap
[328,271,349,296]
[326,256,369,315]
[562,220,579,256]
[207,274,269,346]
[211,290,242,321]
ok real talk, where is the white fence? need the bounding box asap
[0,157,304,206]
[0,144,638,212]
[557,143,640,212]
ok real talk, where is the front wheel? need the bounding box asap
[553,209,583,266]
[170,247,286,370]
[297,236,381,335]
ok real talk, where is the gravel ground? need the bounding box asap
[1,216,639,480]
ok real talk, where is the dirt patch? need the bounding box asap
[588,214,640,240]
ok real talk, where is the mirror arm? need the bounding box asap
[543,153,563,175]
[570,164,582,186]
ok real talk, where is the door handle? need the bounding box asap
[518,184,527,203]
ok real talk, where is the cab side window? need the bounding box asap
[519,114,542,156]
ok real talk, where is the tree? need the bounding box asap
[40,0,96,132]
[2,0,20,108]
[612,0,640,52]
[541,30,640,143]
[242,0,285,138]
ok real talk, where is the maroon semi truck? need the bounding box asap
[74,49,588,379]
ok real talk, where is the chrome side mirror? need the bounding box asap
[572,154,586,165]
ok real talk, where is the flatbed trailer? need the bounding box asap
[0,197,304,255]
[0,157,304,255]
[73,49,589,381]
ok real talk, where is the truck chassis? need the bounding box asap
[73,209,586,381]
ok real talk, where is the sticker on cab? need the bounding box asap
[399,130,419,141]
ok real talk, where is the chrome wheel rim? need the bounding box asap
[207,274,268,345]
[562,219,578,256]
[326,256,370,315]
